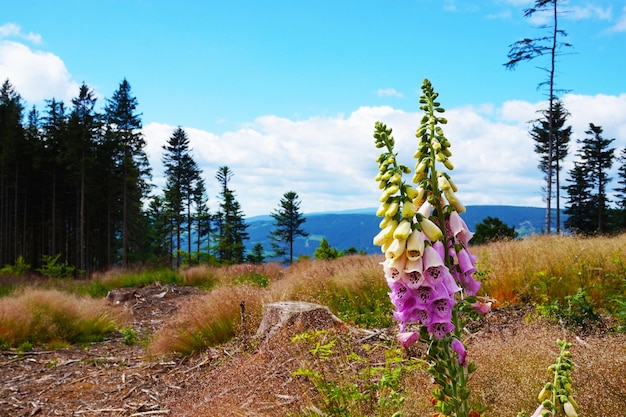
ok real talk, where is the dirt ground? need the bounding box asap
[2,284,626,417]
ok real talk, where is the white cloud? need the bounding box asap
[141,93,626,218]
[606,6,626,33]
[0,23,42,44]
[0,40,79,103]
[566,5,612,21]
[376,88,403,98]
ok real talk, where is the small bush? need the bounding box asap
[0,255,31,276]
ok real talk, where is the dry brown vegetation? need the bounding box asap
[1,234,626,416]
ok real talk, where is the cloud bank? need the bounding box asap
[144,93,626,217]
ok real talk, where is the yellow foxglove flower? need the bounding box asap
[385,238,406,259]
[405,185,419,200]
[376,202,389,217]
[444,188,466,213]
[563,402,578,417]
[437,173,451,190]
[393,220,412,240]
[373,220,397,246]
[420,216,443,241]
[406,230,425,261]
[379,216,392,229]
[402,201,416,218]
[379,184,399,202]
[385,201,399,217]
[390,172,402,184]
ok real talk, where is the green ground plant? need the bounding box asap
[291,329,421,417]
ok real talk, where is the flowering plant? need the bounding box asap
[373,79,488,416]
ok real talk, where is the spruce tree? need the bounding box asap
[269,191,308,265]
[67,83,101,274]
[103,79,151,266]
[565,124,615,234]
[563,163,594,234]
[0,79,26,267]
[614,148,626,230]
[162,127,201,267]
[529,101,571,232]
[214,166,248,264]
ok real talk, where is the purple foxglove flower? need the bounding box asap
[381,255,407,283]
[529,405,546,417]
[414,284,435,307]
[404,258,425,289]
[423,244,444,270]
[397,331,419,348]
[429,294,455,321]
[471,300,492,315]
[453,270,481,296]
[423,254,461,295]
[427,319,455,339]
[448,211,473,246]
[456,247,476,274]
[451,338,467,366]
[409,307,431,325]
[393,310,409,331]
[417,200,433,217]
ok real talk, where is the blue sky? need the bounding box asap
[1,1,626,217]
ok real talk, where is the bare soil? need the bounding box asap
[2,284,626,417]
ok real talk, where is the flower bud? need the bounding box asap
[563,402,578,417]
[401,201,416,218]
[420,217,443,241]
[417,200,433,217]
[393,220,412,240]
[373,220,397,246]
[376,203,389,217]
[379,184,399,202]
[444,188,466,213]
[437,174,451,190]
[385,201,399,217]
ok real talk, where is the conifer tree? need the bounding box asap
[0,79,26,266]
[269,191,308,265]
[529,101,571,233]
[563,163,593,234]
[67,83,101,273]
[614,148,626,230]
[504,0,572,234]
[214,166,248,264]
[162,127,201,267]
[103,79,151,266]
[564,123,615,234]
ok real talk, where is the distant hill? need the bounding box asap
[245,205,564,260]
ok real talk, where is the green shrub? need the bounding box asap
[0,255,31,275]
[36,254,76,279]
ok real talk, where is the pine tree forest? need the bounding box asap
[0,78,249,276]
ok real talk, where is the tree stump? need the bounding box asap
[255,301,346,347]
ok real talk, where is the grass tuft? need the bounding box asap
[0,288,125,348]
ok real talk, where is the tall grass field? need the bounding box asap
[1,233,626,415]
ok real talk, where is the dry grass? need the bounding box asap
[0,288,125,348]
[474,233,626,306]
